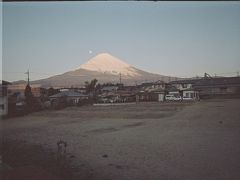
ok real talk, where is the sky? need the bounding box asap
[2,1,240,82]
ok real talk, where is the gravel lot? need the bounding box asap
[1,99,240,180]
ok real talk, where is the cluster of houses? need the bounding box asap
[1,75,240,117]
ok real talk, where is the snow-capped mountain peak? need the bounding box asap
[78,53,141,77]
[25,53,173,87]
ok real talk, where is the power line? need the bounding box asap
[119,73,122,84]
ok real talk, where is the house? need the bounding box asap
[153,90,166,102]
[166,86,181,97]
[116,90,136,102]
[121,85,140,92]
[59,87,87,94]
[136,91,161,102]
[135,80,168,102]
[139,80,167,92]
[97,85,138,103]
[49,91,89,106]
[97,92,119,103]
[170,79,200,93]
[101,86,119,93]
[169,79,197,90]
[169,79,201,100]
[136,91,165,102]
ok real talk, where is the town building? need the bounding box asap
[59,87,87,94]
[193,76,240,99]
[100,85,119,93]
[139,80,167,92]
[169,75,240,100]
[135,80,168,102]
[169,79,200,99]
[49,90,89,106]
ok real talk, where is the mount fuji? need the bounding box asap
[78,53,141,77]
[30,53,176,87]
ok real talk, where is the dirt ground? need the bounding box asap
[1,99,240,180]
[0,139,78,180]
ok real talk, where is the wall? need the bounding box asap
[0,96,8,116]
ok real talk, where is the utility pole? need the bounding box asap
[119,73,122,84]
[25,69,30,85]
[237,71,239,77]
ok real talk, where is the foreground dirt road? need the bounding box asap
[1,99,240,180]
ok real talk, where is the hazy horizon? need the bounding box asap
[2,2,240,82]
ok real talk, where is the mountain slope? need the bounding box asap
[31,53,175,87]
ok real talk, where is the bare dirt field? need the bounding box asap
[1,99,240,180]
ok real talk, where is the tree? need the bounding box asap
[85,79,98,94]
[95,83,102,94]
[84,81,90,93]
[85,79,98,102]
[24,84,34,112]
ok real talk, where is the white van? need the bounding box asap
[165,94,182,101]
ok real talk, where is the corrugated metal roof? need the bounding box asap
[170,77,240,87]
[49,91,88,98]
[101,86,118,91]
[194,77,240,87]
[169,79,201,84]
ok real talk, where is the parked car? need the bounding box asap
[165,94,182,101]
[98,98,114,103]
[173,96,182,101]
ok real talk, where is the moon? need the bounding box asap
[89,50,92,54]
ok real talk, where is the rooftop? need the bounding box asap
[49,91,88,98]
